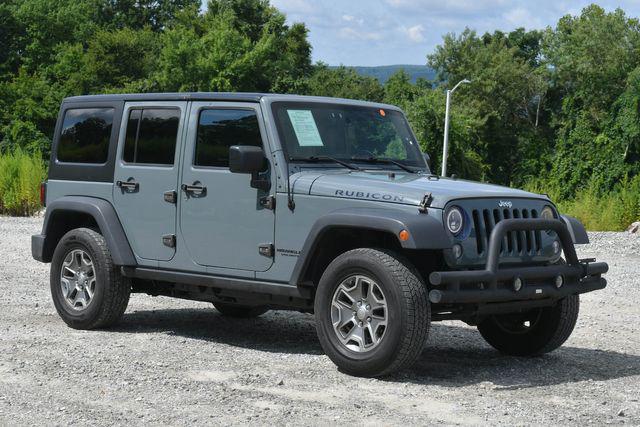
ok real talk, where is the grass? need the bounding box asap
[525,175,640,231]
[0,149,45,216]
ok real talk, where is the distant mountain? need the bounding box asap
[331,64,435,84]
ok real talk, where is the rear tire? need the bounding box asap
[314,248,430,377]
[50,228,130,330]
[213,303,269,318]
[477,294,579,356]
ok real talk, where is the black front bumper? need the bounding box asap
[428,218,608,304]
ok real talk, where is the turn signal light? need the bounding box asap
[398,229,410,242]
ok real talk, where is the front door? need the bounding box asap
[113,102,186,262]
[179,102,274,271]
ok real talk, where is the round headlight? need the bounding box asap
[541,205,555,220]
[446,207,464,235]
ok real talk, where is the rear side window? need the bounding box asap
[195,109,262,167]
[123,108,180,165]
[57,108,114,163]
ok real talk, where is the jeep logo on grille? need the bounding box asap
[498,200,513,208]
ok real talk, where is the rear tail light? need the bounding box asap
[40,181,47,207]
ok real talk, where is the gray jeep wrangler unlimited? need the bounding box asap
[32,93,608,377]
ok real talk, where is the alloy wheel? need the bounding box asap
[330,274,388,352]
[60,249,96,311]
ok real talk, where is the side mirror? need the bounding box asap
[229,145,265,174]
[229,145,270,191]
[423,152,431,168]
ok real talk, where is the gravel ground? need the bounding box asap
[0,216,639,426]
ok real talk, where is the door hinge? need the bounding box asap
[259,195,276,210]
[418,192,433,214]
[258,243,274,258]
[163,190,177,204]
[162,234,176,248]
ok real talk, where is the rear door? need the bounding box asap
[113,102,187,262]
[179,102,274,271]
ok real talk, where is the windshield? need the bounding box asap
[272,102,427,171]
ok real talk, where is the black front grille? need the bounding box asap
[471,208,542,256]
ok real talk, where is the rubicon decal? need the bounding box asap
[335,190,404,202]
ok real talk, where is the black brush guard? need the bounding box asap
[428,219,608,304]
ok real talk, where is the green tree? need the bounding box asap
[98,0,201,31]
[154,3,311,92]
[82,27,160,92]
[301,64,384,102]
[428,28,550,185]
[383,69,419,108]
[544,5,640,197]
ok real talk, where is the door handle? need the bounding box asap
[181,183,207,196]
[116,180,139,192]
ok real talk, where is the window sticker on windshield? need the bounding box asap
[287,110,324,147]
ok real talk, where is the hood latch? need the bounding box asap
[418,192,433,214]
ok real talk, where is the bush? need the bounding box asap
[0,149,45,216]
[526,176,640,231]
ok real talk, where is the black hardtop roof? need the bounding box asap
[63,92,266,103]
[62,92,402,111]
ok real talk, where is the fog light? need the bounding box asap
[552,240,561,254]
[513,277,523,292]
[555,275,564,288]
[452,244,463,259]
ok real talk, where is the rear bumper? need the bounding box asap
[428,218,608,304]
[31,234,46,262]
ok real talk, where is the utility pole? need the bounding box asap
[441,79,470,177]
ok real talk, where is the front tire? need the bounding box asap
[314,248,430,377]
[477,294,579,356]
[50,228,130,330]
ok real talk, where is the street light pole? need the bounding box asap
[441,79,470,177]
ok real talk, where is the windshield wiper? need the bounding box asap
[351,157,419,174]
[289,156,361,171]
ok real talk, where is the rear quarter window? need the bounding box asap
[57,108,114,163]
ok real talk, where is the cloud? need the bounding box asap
[269,0,640,66]
[401,24,426,43]
[385,0,509,13]
[339,27,382,41]
[342,14,365,25]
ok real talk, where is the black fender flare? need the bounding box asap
[289,207,452,286]
[561,214,589,244]
[34,196,136,266]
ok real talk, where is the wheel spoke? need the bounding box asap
[343,323,365,349]
[368,317,386,339]
[355,276,369,300]
[86,279,95,300]
[62,266,76,278]
[331,301,355,328]
[335,288,355,309]
[60,278,73,298]
[81,253,92,267]
[74,251,83,269]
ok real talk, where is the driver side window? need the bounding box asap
[194,109,263,168]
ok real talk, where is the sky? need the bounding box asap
[259,0,640,66]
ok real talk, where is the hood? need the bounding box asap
[291,170,548,209]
